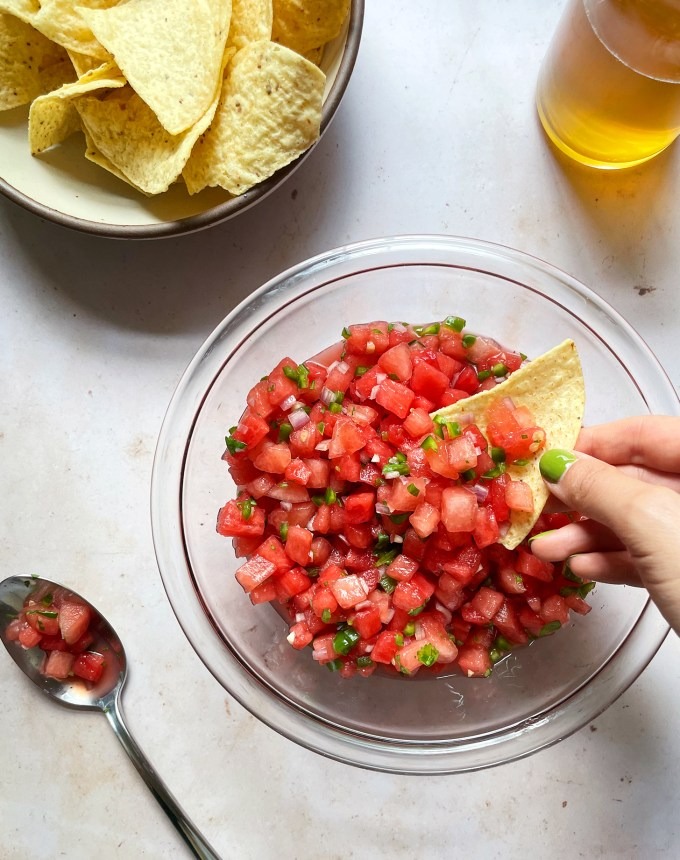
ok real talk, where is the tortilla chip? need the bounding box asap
[0,11,71,110]
[76,83,222,194]
[183,39,324,195]
[0,1,39,22]
[227,0,272,50]
[29,60,124,153]
[303,45,323,66]
[67,48,108,77]
[82,127,149,194]
[432,340,585,550]
[31,0,118,59]
[79,0,231,134]
[272,0,349,55]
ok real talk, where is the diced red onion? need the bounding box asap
[371,454,381,463]
[280,501,292,511]
[315,440,330,452]
[320,386,336,405]
[295,612,305,623]
[336,360,349,374]
[472,483,489,502]
[392,534,403,543]
[365,341,376,353]
[289,408,310,430]
[375,503,391,516]
[435,601,453,625]
[383,608,395,624]
[280,394,297,411]
[364,644,375,653]
[502,397,516,410]
[456,412,474,425]
[383,470,400,480]
[499,522,510,537]
[354,599,372,611]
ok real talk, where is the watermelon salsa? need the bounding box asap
[217,317,593,679]
[6,581,107,684]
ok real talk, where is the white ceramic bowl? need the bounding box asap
[0,2,364,238]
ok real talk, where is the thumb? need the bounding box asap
[539,448,680,633]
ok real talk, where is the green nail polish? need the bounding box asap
[563,560,584,584]
[539,449,577,483]
[528,529,556,543]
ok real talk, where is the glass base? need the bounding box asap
[536,99,675,170]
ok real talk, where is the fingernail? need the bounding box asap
[539,449,577,483]
[563,560,584,584]
[528,529,555,544]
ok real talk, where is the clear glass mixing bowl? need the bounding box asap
[151,235,677,773]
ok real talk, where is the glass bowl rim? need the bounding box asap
[151,233,675,773]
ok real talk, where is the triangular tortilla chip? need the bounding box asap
[29,60,124,153]
[272,0,349,55]
[32,0,118,59]
[0,11,71,110]
[183,40,324,195]
[227,0,272,51]
[79,0,231,134]
[432,340,585,549]
[76,82,222,194]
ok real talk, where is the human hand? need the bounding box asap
[530,416,680,634]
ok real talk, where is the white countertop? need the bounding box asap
[2,2,680,858]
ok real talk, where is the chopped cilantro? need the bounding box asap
[382,451,410,477]
[444,315,466,332]
[420,435,438,452]
[414,322,440,336]
[539,621,562,637]
[417,643,439,666]
[236,498,255,520]
[374,548,399,567]
[278,422,293,442]
[389,512,409,524]
[379,574,397,594]
[225,434,247,455]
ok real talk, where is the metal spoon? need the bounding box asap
[0,575,221,860]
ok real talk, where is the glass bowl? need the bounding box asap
[151,235,678,773]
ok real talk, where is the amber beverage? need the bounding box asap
[537,0,680,168]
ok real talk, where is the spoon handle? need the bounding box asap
[102,691,222,860]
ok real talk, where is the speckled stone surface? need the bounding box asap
[2,2,680,857]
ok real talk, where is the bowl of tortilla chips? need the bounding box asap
[0,0,363,237]
[151,235,678,774]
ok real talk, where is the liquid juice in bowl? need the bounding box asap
[536,0,680,169]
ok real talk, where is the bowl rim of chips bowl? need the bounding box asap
[0,0,365,239]
[151,233,677,774]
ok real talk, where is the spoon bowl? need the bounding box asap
[0,575,220,860]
